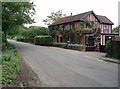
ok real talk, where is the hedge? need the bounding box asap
[106,40,120,59]
[16,36,25,42]
[53,43,86,51]
[52,43,67,48]
[34,35,52,46]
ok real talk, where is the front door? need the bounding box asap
[86,36,94,46]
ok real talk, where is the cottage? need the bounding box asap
[49,11,118,51]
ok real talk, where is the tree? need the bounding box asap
[2,2,35,47]
[7,26,27,38]
[112,26,119,33]
[80,20,94,28]
[43,10,66,25]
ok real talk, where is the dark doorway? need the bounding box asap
[57,36,59,42]
[86,36,94,46]
[60,37,62,42]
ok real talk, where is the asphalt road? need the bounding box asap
[9,40,118,87]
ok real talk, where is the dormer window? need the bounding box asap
[103,25,109,30]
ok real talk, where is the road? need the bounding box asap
[9,40,118,87]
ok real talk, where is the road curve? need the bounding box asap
[9,40,118,87]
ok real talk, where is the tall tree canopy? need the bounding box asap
[2,2,35,46]
[43,10,66,25]
[112,26,119,34]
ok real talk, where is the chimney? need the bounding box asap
[71,13,72,16]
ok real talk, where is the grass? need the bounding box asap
[0,66,2,84]
[1,43,21,85]
[0,51,2,84]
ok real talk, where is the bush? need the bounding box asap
[53,43,86,51]
[16,36,25,42]
[67,44,86,51]
[34,35,52,46]
[25,36,34,43]
[105,40,112,57]
[53,43,67,48]
[105,40,120,59]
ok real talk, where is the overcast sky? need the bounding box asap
[31,0,119,28]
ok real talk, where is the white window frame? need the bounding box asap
[103,25,109,30]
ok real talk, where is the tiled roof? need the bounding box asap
[51,16,72,26]
[49,11,113,26]
[96,15,113,25]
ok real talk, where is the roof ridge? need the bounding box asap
[54,10,93,21]
[49,10,113,26]
[97,15,106,17]
[72,10,93,17]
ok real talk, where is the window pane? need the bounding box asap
[104,25,109,30]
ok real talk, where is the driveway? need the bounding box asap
[9,40,118,87]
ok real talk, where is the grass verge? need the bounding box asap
[0,43,21,85]
[0,65,1,84]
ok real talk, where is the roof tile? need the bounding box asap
[50,11,113,26]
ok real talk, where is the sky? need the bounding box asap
[30,0,119,28]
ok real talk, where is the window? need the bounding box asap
[70,23,74,29]
[59,25,63,30]
[103,25,109,30]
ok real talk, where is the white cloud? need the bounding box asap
[31,0,119,28]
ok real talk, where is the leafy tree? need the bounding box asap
[43,10,66,25]
[2,2,35,47]
[25,26,49,37]
[17,26,49,43]
[7,26,28,39]
[80,20,94,28]
[112,26,119,33]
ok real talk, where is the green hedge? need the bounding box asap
[24,36,34,43]
[53,43,86,51]
[34,35,52,46]
[53,43,67,48]
[16,36,25,42]
[106,40,120,59]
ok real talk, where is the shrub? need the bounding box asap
[16,36,25,42]
[53,43,67,48]
[68,44,86,51]
[53,43,86,51]
[105,40,112,57]
[105,40,120,59]
[34,35,52,46]
[113,41,120,59]
[25,36,34,43]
